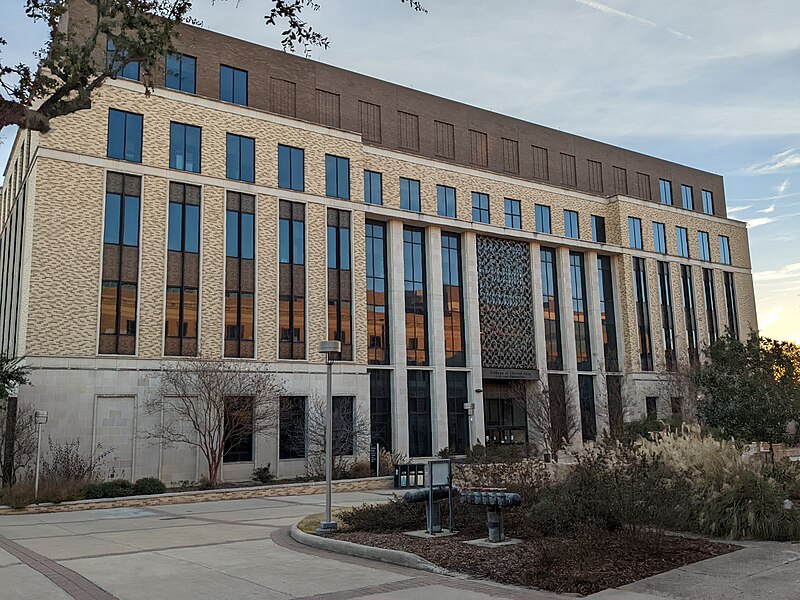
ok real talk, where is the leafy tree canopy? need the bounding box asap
[0,354,31,402]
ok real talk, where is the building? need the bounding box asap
[0,4,757,482]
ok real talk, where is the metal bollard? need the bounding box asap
[486,505,504,542]
[427,501,442,534]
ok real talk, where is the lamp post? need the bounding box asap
[33,410,48,502]
[317,340,341,534]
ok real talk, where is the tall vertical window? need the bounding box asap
[369,370,392,450]
[222,397,254,462]
[723,271,739,340]
[591,215,606,243]
[718,236,731,265]
[570,253,591,371]
[680,265,699,365]
[400,177,421,212]
[540,248,562,370]
[437,185,456,218]
[597,256,619,372]
[653,222,667,254]
[404,227,427,366]
[279,201,306,359]
[441,233,465,367]
[366,221,389,365]
[657,261,677,370]
[446,371,469,454]
[325,155,350,199]
[628,217,642,249]
[107,109,143,163]
[219,65,248,105]
[702,190,714,214]
[659,179,673,205]
[698,231,711,261]
[364,171,382,205]
[504,198,521,229]
[633,257,653,371]
[564,210,579,239]
[407,370,432,457]
[226,133,255,183]
[535,204,551,234]
[165,53,196,93]
[578,375,596,442]
[278,144,304,191]
[164,182,200,357]
[676,226,689,258]
[106,39,139,80]
[703,268,719,343]
[169,122,201,173]
[472,192,490,223]
[327,209,353,361]
[99,173,141,355]
[681,184,694,210]
[225,192,255,358]
[279,396,306,459]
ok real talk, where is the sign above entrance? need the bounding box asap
[483,368,539,381]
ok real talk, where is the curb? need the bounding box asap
[289,524,450,575]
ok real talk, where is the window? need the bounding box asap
[407,370,432,457]
[472,192,490,223]
[561,153,577,186]
[591,215,606,243]
[446,372,469,454]
[400,177,421,211]
[587,159,603,193]
[398,111,420,151]
[504,198,521,229]
[364,171,382,205]
[165,53,196,93]
[628,217,643,249]
[278,145,304,191]
[437,185,456,218]
[723,271,739,340]
[332,397,355,455]
[470,129,488,167]
[435,121,455,159]
[404,227,427,365]
[633,257,653,371]
[279,201,306,359]
[369,370,392,450]
[681,184,694,210]
[359,101,381,142]
[636,172,652,200]
[719,236,731,265]
[107,109,143,163]
[598,256,619,372]
[570,252,591,371]
[169,123,201,173]
[676,226,689,258]
[532,145,549,180]
[535,204,551,234]
[225,192,255,358]
[441,233,465,367]
[659,179,673,205]
[106,39,139,80]
[317,89,341,128]
[325,155,350,199]
[226,134,255,183]
[646,397,658,419]
[703,268,719,343]
[564,210,579,239]
[653,222,667,254]
[327,209,353,361]
[99,173,141,355]
[658,261,677,370]
[681,265,699,365]
[165,183,200,357]
[222,397,254,462]
[702,190,714,215]
[220,65,248,105]
[613,166,628,195]
[579,375,596,442]
[280,396,306,459]
[366,221,389,365]
[502,138,520,173]
[698,231,711,261]
[485,393,527,446]
[541,248,562,370]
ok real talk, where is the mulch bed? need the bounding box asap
[332,529,740,596]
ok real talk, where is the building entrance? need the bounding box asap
[483,380,528,446]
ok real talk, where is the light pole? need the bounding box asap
[33,410,48,502]
[317,340,341,534]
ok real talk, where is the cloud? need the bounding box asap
[572,0,693,40]
[746,147,800,174]
[753,262,800,282]
[747,217,776,228]
[758,204,776,214]
[727,204,752,213]
[776,178,791,195]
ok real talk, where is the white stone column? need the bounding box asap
[387,220,409,456]
[585,250,609,436]
[556,247,582,446]
[426,226,449,454]
[462,232,485,447]
[529,242,550,449]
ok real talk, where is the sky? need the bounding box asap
[1,0,799,342]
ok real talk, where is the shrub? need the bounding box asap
[252,465,274,484]
[84,479,134,499]
[345,459,373,479]
[133,477,167,495]
[0,481,35,509]
[340,496,425,532]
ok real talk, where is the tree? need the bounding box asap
[509,380,580,461]
[694,332,800,446]
[1,353,31,487]
[0,403,37,486]
[0,0,425,133]
[143,357,285,483]
[0,353,30,402]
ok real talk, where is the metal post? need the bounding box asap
[317,340,340,534]
[33,410,47,502]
